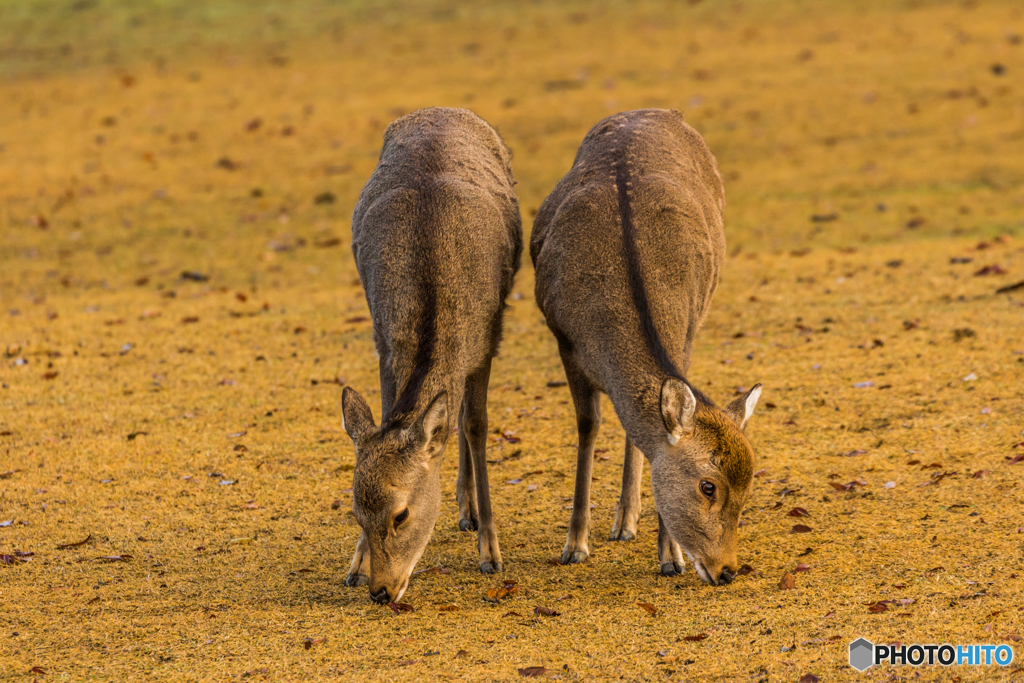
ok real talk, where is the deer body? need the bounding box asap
[342,107,522,603]
[531,109,760,585]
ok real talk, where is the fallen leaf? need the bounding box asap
[791,524,813,533]
[794,564,811,573]
[799,675,821,683]
[779,572,796,590]
[868,602,888,613]
[533,606,559,617]
[485,580,519,602]
[637,602,658,616]
[682,633,708,642]
[98,554,132,562]
[42,370,59,380]
[389,602,414,613]
[503,611,523,617]
[56,534,92,549]
[438,605,459,612]
[518,667,547,678]
[30,667,47,675]
[974,264,1008,276]
[1003,634,1022,642]
[303,637,325,650]
[788,507,810,517]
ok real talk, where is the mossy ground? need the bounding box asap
[1,1,1023,681]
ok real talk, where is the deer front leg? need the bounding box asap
[464,358,502,573]
[610,437,643,541]
[345,531,371,587]
[560,355,600,565]
[657,513,686,576]
[456,404,479,532]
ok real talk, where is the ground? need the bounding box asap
[1,0,1023,681]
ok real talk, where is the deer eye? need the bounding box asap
[699,481,716,500]
[394,509,409,527]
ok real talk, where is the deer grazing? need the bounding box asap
[341,107,522,603]
[531,109,761,585]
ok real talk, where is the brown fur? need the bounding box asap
[342,107,522,603]
[531,109,761,584]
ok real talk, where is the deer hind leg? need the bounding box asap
[463,357,502,573]
[560,353,600,565]
[345,531,371,587]
[610,436,643,541]
[456,402,479,532]
[657,513,687,576]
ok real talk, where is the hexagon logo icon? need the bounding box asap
[849,638,874,672]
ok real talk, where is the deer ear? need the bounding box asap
[411,391,449,457]
[341,386,376,448]
[724,383,762,431]
[661,378,697,445]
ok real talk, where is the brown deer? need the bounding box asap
[531,109,761,585]
[341,107,522,603]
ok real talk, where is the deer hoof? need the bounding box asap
[345,572,369,587]
[561,549,589,565]
[479,561,502,574]
[609,528,635,542]
[459,518,478,532]
[660,561,685,577]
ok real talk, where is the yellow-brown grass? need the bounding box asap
[1,1,1022,680]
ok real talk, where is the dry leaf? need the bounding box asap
[791,524,813,533]
[303,637,325,650]
[637,602,658,616]
[788,507,810,517]
[682,633,708,642]
[779,572,796,590]
[518,667,547,678]
[56,534,92,549]
[533,606,559,617]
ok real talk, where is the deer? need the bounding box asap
[341,107,522,604]
[530,108,761,586]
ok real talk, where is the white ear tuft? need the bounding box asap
[725,383,762,431]
[661,378,697,445]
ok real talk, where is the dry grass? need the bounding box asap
[2,1,1023,681]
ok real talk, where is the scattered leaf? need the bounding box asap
[56,534,92,549]
[533,606,559,617]
[788,507,810,517]
[868,602,888,613]
[799,675,821,683]
[98,554,132,562]
[794,564,811,573]
[791,524,813,534]
[779,572,796,590]
[518,667,547,678]
[438,605,459,612]
[637,602,658,616]
[682,633,708,642]
[303,637,325,650]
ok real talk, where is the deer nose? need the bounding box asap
[717,567,736,585]
[370,587,390,604]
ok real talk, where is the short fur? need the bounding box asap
[531,109,761,584]
[343,107,522,603]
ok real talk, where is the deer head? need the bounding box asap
[651,379,761,585]
[341,386,450,603]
